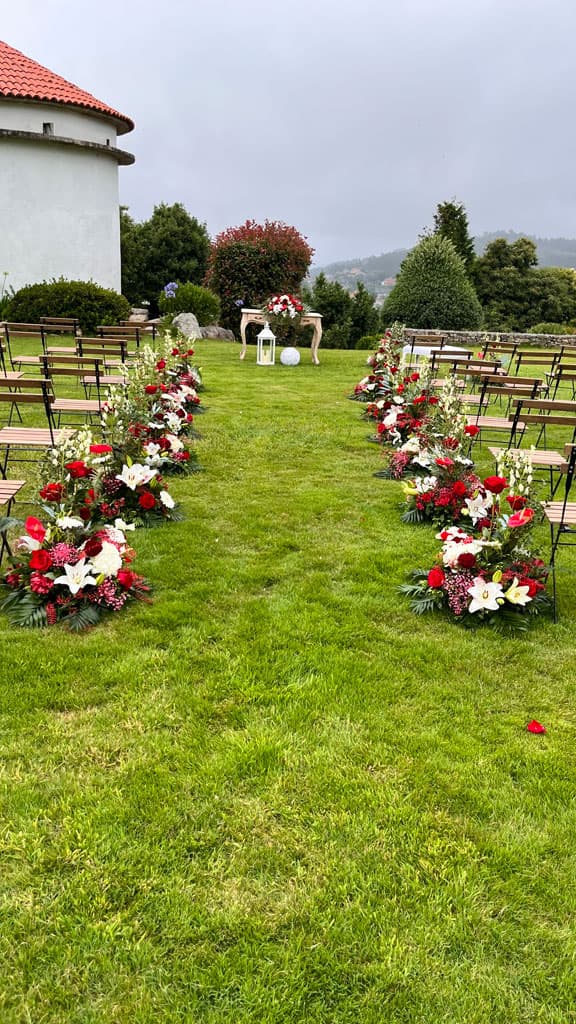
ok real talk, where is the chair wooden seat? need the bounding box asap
[488,446,568,469]
[0,427,70,445]
[542,501,576,525]
[12,355,41,367]
[468,415,526,431]
[0,479,25,503]
[82,373,126,387]
[52,398,101,413]
[1,372,24,382]
[46,345,76,355]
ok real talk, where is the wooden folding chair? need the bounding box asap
[549,362,576,400]
[0,478,26,565]
[40,355,103,425]
[2,322,46,371]
[466,374,543,444]
[513,349,563,378]
[120,319,157,341]
[0,378,69,477]
[488,398,576,497]
[543,444,576,621]
[97,324,142,352]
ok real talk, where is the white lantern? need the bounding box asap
[280,346,301,366]
[256,322,276,365]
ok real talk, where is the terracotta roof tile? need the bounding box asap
[0,39,133,133]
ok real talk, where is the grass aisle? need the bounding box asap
[1,342,575,1023]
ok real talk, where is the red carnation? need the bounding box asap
[452,480,467,497]
[464,425,480,437]
[145,384,158,395]
[427,567,445,588]
[89,443,113,454]
[457,551,477,569]
[171,348,179,356]
[138,492,156,510]
[187,349,195,356]
[483,475,507,494]
[39,482,64,502]
[117,569,136,590]
[65,460,91,479]
[29,548,53,571]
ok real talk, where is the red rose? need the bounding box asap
[25,517,46,543]
[156,359,166,371]
[65,460,91,479]
[377,423,386,434]
[83,537,103,557]
[508,507,534,528]
[89,443,113,454]
[410,372,420,382]
[483,475,507,494]
[117,569,136,590]
[427,567,445,588]
[506,495,527,511]
[171,348,179,356]
[138,492,156,510]
[39,482,64,502]
[464,425,480,437]
[145,384,158,395]
[457,552,477,569]
[29,548,53,571]
[79,507,92,522]
[453,480,467,497]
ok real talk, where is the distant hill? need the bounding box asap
[311,233,576,296]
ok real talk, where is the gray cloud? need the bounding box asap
[3,0,576,264]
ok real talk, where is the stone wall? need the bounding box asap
[403,328,576,350]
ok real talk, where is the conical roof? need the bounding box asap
[0,39,133,134]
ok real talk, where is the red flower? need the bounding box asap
[457,552,477,569]
[187,349,195,356]
[508,507,534,528]
[84,488,97,506]
[527,720,546,734]
[435,457,454,468]
[156,359,167,371]
[464,425,480,437]
[65,460,91,479]
[89,443,113,454]
[30,572,54,595]
[377,423,387,434]
[506,495,527,511]
[83,537,103,557]
[117,569,136,590]
[171,347,180,356]
[25,517,46,543]
[483,475,507,494]
[522,577,544,598]
[397,384,405,394]
[410,372,420,382]
[145,384,158,395]
[428,397,439,405]
[29,549,53,571]
[452,480,467,497]
[39,482,64,502]
[138,492,156,510]
[412,395,427,405]
[427,567,445,588]
[79,507,92,522]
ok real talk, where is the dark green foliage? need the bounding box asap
[473,239,576,330]
[303,272,352,330]
[302,277,379,349]
[158,282,221,325]
[349,282,379,344]
[528,321,576,335]
[321,320,352,349]
[6,279,131,334]
[354,333,383,350]
[205,221,314,331]
[120,204,210,310]
[382,235,483,330]
[433,199,476,273]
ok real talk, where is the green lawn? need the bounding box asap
[1,340,575,1023]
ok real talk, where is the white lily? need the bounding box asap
[56,516,84,531]
[467,578,505,613]
[116,463,158,490]
[114,518,136,533]
[53,560,97,595]
[504,577,532,606]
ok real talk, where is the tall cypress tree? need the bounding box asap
[433,200,476,275]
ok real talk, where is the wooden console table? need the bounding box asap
[239,309,323,365]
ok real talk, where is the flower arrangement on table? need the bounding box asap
[0,514,151,630]
[399,451,550,631]
[262,294,306,320]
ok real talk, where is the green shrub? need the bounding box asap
[158,282,221,325]
[355,333,383,350]
[321,320,352,349]
[527,322,576,335]
[7,279,131,334]
[382,234,483,330]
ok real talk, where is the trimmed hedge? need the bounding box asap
[7,279,131,334]
[158,282,221,325]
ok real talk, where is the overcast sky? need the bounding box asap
[3,0,575,266]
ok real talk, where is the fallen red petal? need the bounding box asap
[527,720,547,734]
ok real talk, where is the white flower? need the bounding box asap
[17,536,42,552]
[89,541,123,577]
[143,442,161,458]
[464,491,493,524]
[165,433,184,453]
[383,409,399,429]
[113,518,136,534]
[416,476,438,493]
[159,490,175,509]
[164,413,183,433]
[53,560,97,595]
[401,436,421,454]
[504,577,532,606]
[56,516,85,531]
[468,578,505,613]
[116,464,158,490]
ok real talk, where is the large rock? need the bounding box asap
[128,308,149,322]
[200,325,236,341]
[172,312,201,339]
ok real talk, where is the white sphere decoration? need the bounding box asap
[280,347,301,366]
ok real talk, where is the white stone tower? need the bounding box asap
[0,40,134,293]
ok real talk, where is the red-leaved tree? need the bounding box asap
[205,220,314,330]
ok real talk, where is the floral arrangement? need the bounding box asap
[262,294,305,320]
[351,323,405,401]
[0,514,151,630]
[399,452,550,631]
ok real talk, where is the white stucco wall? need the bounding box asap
[0,98,133,294]
[0,101,119,146]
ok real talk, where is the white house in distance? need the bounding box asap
[0,40,134,293]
